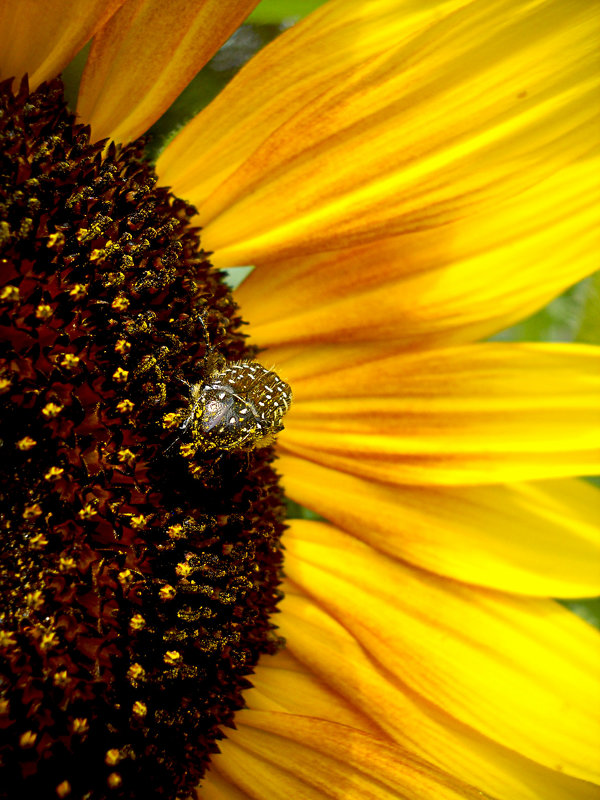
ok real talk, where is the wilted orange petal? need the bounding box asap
[77,0,260,144]
[0,0,124,89]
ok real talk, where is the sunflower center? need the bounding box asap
[0,77,286,800]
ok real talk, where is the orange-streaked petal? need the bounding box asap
[245,649,383,735]
[199,767,251,800]
[284,520,600,785]
[236,158,600,349]
[279,455,600,597]
[77,0,260,144]
[273,582,600,800]
[0,0,124,89]
[159,0,468,204]
[158,0,599,267]
[277,343,600,485]
[208,710,486,800]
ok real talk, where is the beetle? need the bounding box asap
[165,317,292,455]
[180,359,292,452]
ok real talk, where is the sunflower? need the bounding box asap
[0,1,599,799]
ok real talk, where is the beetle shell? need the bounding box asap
[187,361,292,452]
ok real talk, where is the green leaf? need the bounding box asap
[490,277,597,343]
[61,42,90,110]
[285,498,326,521]
[248,0,325,24]
[560,598,600,630]
[575,272,600,344]
[223,266,254,290]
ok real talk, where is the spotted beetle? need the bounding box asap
[166,317,292,455]
[181,359,292,452]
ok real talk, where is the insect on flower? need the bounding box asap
[167,319,292,455]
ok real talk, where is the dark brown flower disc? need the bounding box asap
[0,77,286,800]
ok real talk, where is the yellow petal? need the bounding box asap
[278,343,600,485]
[242,650,382,735]
[77,0,259,144]
[200,768,250,800]
[275,581,600,800]
[0,0,124,89]
[279,455,600,597]
[209,710,485,800]
[158,0,599,267]
[236,157,600,349]
[284,520,600,785]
